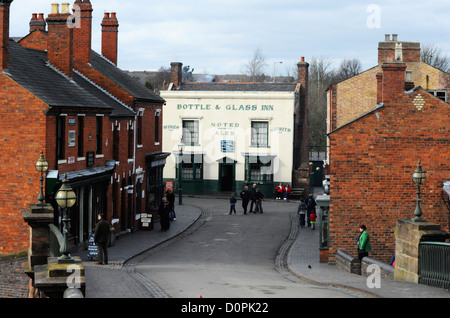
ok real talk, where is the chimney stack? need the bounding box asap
[0,0,13,71]
[29,13,46,32]
[297,56,309,114]
[46,3,74,77]
[101,12,119,65]
[72,0,93,64]
[381,62,407,101]
[378,34,421,64]
[170,62,183,88]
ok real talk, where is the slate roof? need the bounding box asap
[177,82,299,92]
[6,39,135,116]
[90,51,165,104]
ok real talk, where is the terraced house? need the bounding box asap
[0,0,168,260]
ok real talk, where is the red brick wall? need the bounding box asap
[329,87,450,263]
[101,12,119,65]
[46,11,73,77]
[73,0,93,64]
[0,75,47,255]
[17,30,48,51]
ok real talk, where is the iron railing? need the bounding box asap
[418,241,450,290]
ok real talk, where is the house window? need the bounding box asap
[251,121,269,147]
[137,110,144,146]
[427,90,447,102]
[155,109,161,144]
[78,116,84,158]
[182,120,199,146]
[128,122,134,159]
[96,116,103,155]
[56,116,65,160]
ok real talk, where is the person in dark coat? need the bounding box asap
[158,196,171,231]
[94,213,110,265]
[255,188,264,213]
[240,186,250,215]
[249,183,257,213]
[165,188,176,221]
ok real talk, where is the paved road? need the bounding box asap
[133,197,357,298]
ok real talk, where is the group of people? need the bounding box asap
[234,183,265,214]
[297,193,317,229]
[275,182,292,200]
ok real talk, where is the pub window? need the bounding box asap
[96,116,103,155]
[245,156,273,183]
[176,154,203,180]
[182,120,199,146]
[251,121,269,147]
[56,116,65,160]
[78,116,84,158]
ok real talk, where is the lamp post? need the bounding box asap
[55,174,77,263]
[35,151,49,206]
[273,61,283,83]
[178,141,185,205]
[412,161,426,222]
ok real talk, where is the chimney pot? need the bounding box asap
[300,57,305,62]
[31,13,37,20]
[385,34,390,41]
[61,3,70,14]
[51,3,59,14]
[392,34,398,41]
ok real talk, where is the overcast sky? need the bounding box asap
[9,0,450,76]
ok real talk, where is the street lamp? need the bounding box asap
[35,151,49,206]
[273,61,283,83]
[178,140,185,205]
[55,174,77,263]
[412,161,426,222]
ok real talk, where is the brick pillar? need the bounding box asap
[170,62,183,88]
[101,12,119,65]
[73,0,93,64]
[381,62,407,101]
[46,3,74,77]
[0,0,13,71]
[376,72,383,104]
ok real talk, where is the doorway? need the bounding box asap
[219,163,235,192]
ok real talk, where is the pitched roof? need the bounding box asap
[90,51,165,103]
[177,82,298,92]
[6,39,134,116]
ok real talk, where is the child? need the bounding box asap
[310,212,317,230]
[229,192,237,215]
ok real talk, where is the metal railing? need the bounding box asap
[418,241,450,290]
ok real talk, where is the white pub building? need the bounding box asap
[160,60,310,197]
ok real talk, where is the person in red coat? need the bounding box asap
[275,183,284,200]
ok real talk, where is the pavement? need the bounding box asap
[74,190,450,299]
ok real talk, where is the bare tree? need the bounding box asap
[421,43,450,72]
[242,48,268,82]
[334,58,362,83]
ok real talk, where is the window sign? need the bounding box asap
[221,140,234,153]
[68,130,76,147]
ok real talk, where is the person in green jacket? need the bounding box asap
[357,224,371,261]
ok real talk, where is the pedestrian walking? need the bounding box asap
[305,193,317,227]
[229,192,237,215]
[275,182,284,200]
[240,186,250,214]
[297,198,307,227]
[158,196,171,231]
[255,188,264,213]
[94,213,110,265]
[165,188,176,221]
[357,224,372,260]
[249,183,257,213]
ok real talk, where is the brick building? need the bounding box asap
[0,0,167,261]
[326,35,450,263]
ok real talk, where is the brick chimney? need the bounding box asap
[46,3,74,77]
[73,0,92,64]
[378,34,421,64]
[29,13,46,32]
[381,62,407,101]
[297,57,309,109]
[101,12,119,65]
[170,62,183,88]
[0,0,13,71]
